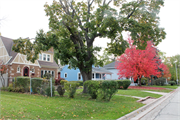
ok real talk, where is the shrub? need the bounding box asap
[99,80,118,101]
[122,79,131,89]
[8,86,13,92]
[116,80,123,89]
[60,80,68,86]
[1,87,7,91]
[155,77,166,86]
[43,73,52,79]
[169,81,176,86]
[57,85,65,96]
[141,77,148,85]
[31,78,43,93]
[84,80,100,99]
[78,81,83,86]
[55,78,65,85]
[64,82,79,98]
[45,86,55,96]
[15,76,30,92]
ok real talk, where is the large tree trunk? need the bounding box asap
[151,75,153,85]
[80,69,92,93]
[138,77,142,87]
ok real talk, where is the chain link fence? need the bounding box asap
[10,77,53,97]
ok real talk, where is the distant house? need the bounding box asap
[0,36,59,81]
[103,61,120,80]
[60,65,112,81]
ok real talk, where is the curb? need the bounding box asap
[117,87,179,120]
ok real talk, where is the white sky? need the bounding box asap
[0,0,180,57]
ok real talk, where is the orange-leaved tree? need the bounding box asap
[0,60,7,87]
[116,37,161,86]
[159,63,171,80]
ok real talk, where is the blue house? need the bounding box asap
[60,65,112,81]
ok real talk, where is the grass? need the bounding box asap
[0,91,144,119]
[151,85,179,89]
[117,89,162,98]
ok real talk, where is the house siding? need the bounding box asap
[60,65,82,81]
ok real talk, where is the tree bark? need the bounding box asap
[80,69,92,93]
[139,77,142,87]
[151,75,153,85]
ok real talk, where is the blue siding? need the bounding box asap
[60,65,82,81]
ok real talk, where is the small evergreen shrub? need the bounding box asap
[169,81,176,86]
[15,76,30,92]
[116,80,123,89]
[78,81,83,86]
[122,79,131,89]
[141,77,148,85]
[64,82,79,98]
[84,80,100,99]
[60,80,68,86]
[45,86,55,96]
[155,77,166,86]
[57,85,65,96]
[99,80,118,101]
[31,78,43,93]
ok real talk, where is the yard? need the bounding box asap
[0,85,176,119]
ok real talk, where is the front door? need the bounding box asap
[23,67,29,77]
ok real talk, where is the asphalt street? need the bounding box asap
[140,87,180,120]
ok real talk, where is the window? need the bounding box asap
[17,67,20,73]
[78,73,81,80]
[92,73,94,79]
[39,53,51,62]
[47,55,50,61]
[39,54,42,60]
[43,54,46,61]
[41,70,43,78]
[64,73,67,78]
[52,71,54,78]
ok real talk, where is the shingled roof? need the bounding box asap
[92,67,112,74]
[0,36,18,64]
[103,61,120,69]
[38,60,59,69]
[0,36,59,68]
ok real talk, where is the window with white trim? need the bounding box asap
[47,55,50,61]
[39,54,42,60]
[17,67,20,73]
[92,73,94,79]
[43,54,46,61]
[52,71,54,78]
[78,73,81,80]
[64,73,67,78]
[39,53,51,62]
[41,70,43,78]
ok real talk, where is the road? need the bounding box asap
[140,87,180,120]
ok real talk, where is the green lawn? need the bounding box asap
[151,85,179,89]
[0,91,144,119]
[117,89,162,98]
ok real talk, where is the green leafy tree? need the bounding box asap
[99,49,115,65]
[163,54,180,81]
[12,0,165,93]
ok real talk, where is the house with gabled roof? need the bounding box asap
[60,65,113,81]
[0,36,59,82]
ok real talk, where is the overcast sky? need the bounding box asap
[0,0,179,57]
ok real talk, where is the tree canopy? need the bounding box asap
[12,0,166,91]
[116,37,168,86]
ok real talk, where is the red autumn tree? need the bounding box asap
[0,60,7,87]
[116,37,161,86]
[159,63,171,80]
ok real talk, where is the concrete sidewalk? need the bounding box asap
[117,87,180,120]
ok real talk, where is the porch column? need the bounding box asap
[111,74,112,80]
